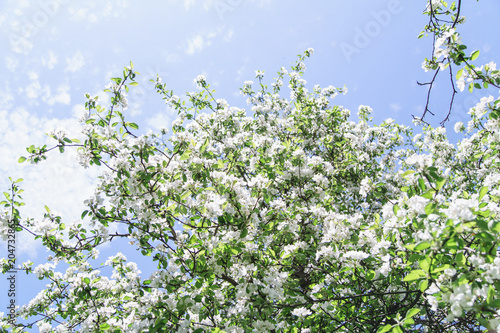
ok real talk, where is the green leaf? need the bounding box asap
[406,308,420,318]
[128,122,139,130]
[435,177,446,190]
[180,150,191,161]
[100,323,111,330]
[431,264,452,274]
[403,269,426,282]
[491,222,500,233]
[419,279,429,292]
[18,156,27,163]
[240,228,248,238]
[456,68,463,80]
[418,178,426,191]
[404,318,415,325]
[414,242,431,252]
[455,252,466,267]
[479,186,488,201]
[129,82,139,86]
[200,138,209,154]
[402,170,416,178]
[424,202,437,215]
[419,257,431,271]
[366,270,376,281]
[487,285,495,304]
[404,243,416,251]
[422,190,435,199]
[470,50,480,61]
[392,326,403,333]
[377,325,392,333]
[181,191,192,200]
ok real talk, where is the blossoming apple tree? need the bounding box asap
[2,1,500,332]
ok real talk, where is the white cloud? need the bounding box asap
[483,43,492,53]
[127,89,144,117]
[0,108,100,257]
[164,53,179,63]
[42,83,71,105]
[5,55,20,72]
[146,111,174,132]
[65,50,85,73]
[390,103,401,112]
[42,50,58,69]
[184,0,195,10]
[0,0,50,55]
[19,72,70,105]
[186,34,207,55]
[202,0,214,11]
[223,28,234,42]
[68,0,128,21]
[69,8,98,23]
[162,0,215,11]
[72,104,86,119]
[7,31,34,54]
[0,86,15,110]
[235,57,249,81]
[27,71,38,81]
[184,27,236,55]
[249,0,271,7]
[25,72,43,99]
[17,0,30,9]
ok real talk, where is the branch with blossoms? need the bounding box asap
[418,0,500,126]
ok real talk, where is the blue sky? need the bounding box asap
[0,0,499,330]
